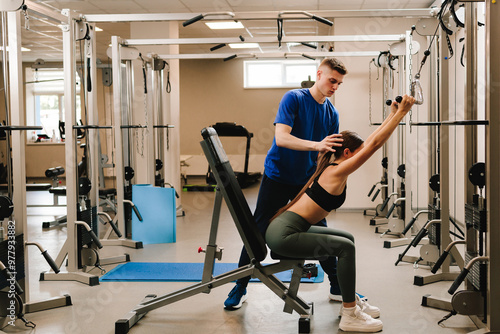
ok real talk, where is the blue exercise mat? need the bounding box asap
[132,184,176,245]
[100,262,323,283]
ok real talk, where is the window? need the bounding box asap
[25,68,81,141]
[244,59,318,88]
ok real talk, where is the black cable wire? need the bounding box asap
[79,39,88,127]
[277,19,283,48]
[139,53,147,94]
[414,0,452,77]
[166,69,171,93]
[163,61,171,93]
[450,0,465,28]
[428,0,452,53]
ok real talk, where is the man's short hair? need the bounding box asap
[319,58,348,75]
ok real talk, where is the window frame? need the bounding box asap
[243,59,319,89]
[25,68,82,141]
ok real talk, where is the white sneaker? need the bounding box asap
[339,305,383,333]
[340,295,380,318]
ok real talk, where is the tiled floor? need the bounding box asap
[6,183,480,334]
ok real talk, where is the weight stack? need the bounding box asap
[465,203,487,233]
[465,251,487,293]
[427,204,441,247]
[77,206,98,269]
[0,234,24,290]
[124,186,132,238]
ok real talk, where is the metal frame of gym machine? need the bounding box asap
[106,36,157,247]
[483,1,500,330]
[0,4,73,324]
[391,2,499,333]
[373,36,412,245]
[394,31,440,267]
[36,7,129,286]
[409,29,464,285]
[82,18,132,269]
[366,57,394,226]
[412,1,500,333]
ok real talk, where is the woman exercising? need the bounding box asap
[266,95,416,332]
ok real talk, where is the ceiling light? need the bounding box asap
[228,43,259,49]
[205,21,244,29]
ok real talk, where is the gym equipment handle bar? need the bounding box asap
[98,212,123,238]
[123,199,143,222]
[278,11,333,26]
[370,122,406,126]
[411,219,441,247]
[385,197,405,219]
[448,256,489,295]
[121,125,147,129]
[371,184,387,202]
[380,192,398,211]
[153,125,175,128]
[411,120,489,126]
[431,240,466,274]
[401,209,429,236]
[73,125,112,129]
[25,241,60,274]
[182,12,235,27]
[367,182,380,197]
[0,125,42,131]
[75,221,103,249]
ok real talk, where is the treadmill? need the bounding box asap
[207,122,262,189]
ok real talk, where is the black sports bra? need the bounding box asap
[305,163,346,212]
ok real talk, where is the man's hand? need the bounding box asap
[314,133,343,153]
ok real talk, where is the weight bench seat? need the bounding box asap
[99,188,116,198]
[48,187,66,196]
[115,127,313,334]
[48,187,117,198]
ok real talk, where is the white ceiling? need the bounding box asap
[19,0,435,62]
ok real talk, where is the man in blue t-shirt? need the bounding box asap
[224,58,349,310]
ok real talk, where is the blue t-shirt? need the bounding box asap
[264,88,339,185]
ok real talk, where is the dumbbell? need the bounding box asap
[385,95,402,106]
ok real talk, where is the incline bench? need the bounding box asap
[115,127,313,333]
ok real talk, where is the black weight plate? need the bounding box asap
[381,157,388,169]
[468,162,485,188]
[155,159,163,171]
[78,177,92,195]
[429,174,440,193]
[397,164,405,178]
[124,166,135,181]
[0,196,13,220]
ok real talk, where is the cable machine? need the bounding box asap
[40,10,131,286]
[0,4,72,327]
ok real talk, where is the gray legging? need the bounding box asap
[265,210,356,303]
